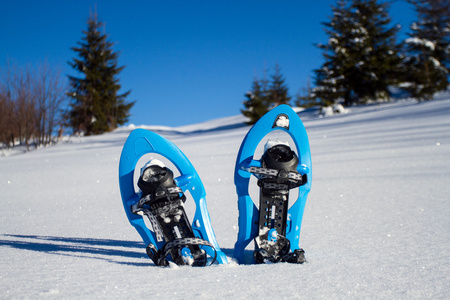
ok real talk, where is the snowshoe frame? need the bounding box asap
[119,129,228,265]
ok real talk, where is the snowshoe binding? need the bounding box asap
[131,160,217,266]
[250,142,307,264]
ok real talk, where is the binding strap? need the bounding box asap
[146,238,218,267]
[254,233,306,264]
[242,166,307,189]
[280,248,306,264]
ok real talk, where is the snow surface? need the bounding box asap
[1,96,450,298]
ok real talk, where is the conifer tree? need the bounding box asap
[67,12,134,135]
[295,78,319,108]
[313,0,350,106]
[268,64,291,106]
[241,78,269,124]
[241,65,291,124]
[403,0,449,100]
[313,0,401,106]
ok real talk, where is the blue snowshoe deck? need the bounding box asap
[119,129,228,265]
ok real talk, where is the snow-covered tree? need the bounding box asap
[402,0,449,100]
[313,0,402,106]
[312,0,350,106]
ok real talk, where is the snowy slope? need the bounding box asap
[1,97,449,298]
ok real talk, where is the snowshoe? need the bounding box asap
[119,129,228,266]
[234,105,311,264]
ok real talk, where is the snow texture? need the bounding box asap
[1,96,450,298]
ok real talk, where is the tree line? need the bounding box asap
[243,0,449,123]
[1,0,448,146]
[0,12,134,150]
[0,62,66,150]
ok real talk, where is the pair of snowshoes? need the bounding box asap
[118,105,311,266]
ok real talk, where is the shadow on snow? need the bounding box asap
[0,234,152,267]
[0,234,244,266]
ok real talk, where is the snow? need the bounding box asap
[329,37,338,45]
[429,57,441,67]
[320,103,349,117]
[1,97,450,298]
[275,114,289,128]
[405,37,436,51]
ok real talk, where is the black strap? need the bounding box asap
[280,249,306,264]
[254,233,306,264]
[137,186,185,206]
[247,166,303,180]
[146,238,217,267]
[146,243,169,266]
[243,166,307,189]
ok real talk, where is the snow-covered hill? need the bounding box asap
[1,97,449,298]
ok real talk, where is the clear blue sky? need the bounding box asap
[0,0,416,127]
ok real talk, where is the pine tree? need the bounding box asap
[351,0,402,101]
[295,78,319,108]
[313,0,350,106]
[268,64,291,107]
[241,78,269,124]
[313,0,401,106]
[403,0,449,100]
[67,12,134,135]
[241,65,291,124]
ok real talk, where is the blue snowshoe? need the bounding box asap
[234,105,312,264]
[119,129,228,266]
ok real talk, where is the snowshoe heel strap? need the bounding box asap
[281,249,306,264]
[138,165,186,204]
[254,248,306,264]
[146,243,169,266]
[254,232,306,264]
[146,238,217,267]
[262,144,299,171]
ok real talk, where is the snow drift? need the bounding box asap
[1,97,449,298]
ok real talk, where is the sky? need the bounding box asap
[0,0,417,127]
